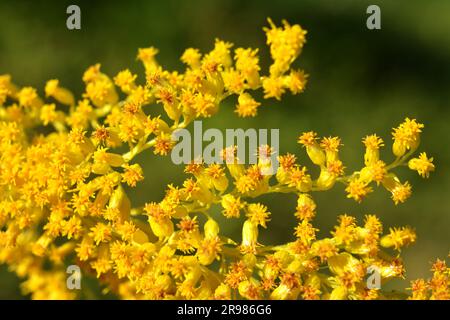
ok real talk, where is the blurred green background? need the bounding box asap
[0,0,449,298]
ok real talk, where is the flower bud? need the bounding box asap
[287,260,304,273]
[364,148,380,166]
[306,144,326,166]
[171,205,189,219]
[149,216,174,239]
[327,253,360,276]
[0,74,18,99]
[132,229,149,244]
[213,175,229,192]
[238,280,260,300]
[276,166,289,184]
[270,283,290,300]
[45,79,75,106]
[241,219,258,252]
[197,238,221,265]
[329,286,348,300]
[155,274,174,292]
[214,283,231,299]
[242,253,257,269]
[315,167,336,190]
[204,219,220,239]
[392,140,407,157]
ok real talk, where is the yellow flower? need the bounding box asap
[89,223,112,245]
[320,136,342,159]
[241,219,259,254]
[345,179,373,203]
[192,92,218,118]
[221,194,244,218]
[264,18,307,76]
[363,134,384,165]
[247,203,271,228]
[0,85,9,105]
[181,48,202,68]
[45,79,75,106]
[197,236,222,265]
[40,103,58,125]
[93,147,125,173]
[62,216,83,240]
[214,283,231,300]
[85,78,118,108]
[0,18,443,301]
[82,63,102,82]
[137,47,159,72]
[287,165,313,192]
[296,194,316,221]
[234,48,260,89]
[286,69,308,94]
[91,257,112,278]
[381,227,416,250]
[235,92,260,117]
[392,118,424,157]
[18,86,42,109]
[114,69,137,93]
[204,164,228,191]
[222,69,245,94]
[206,39,233,68]
[298,131,326,166]
[408,152,435,178]
[153,132,175,156]
[262,76,285,100]
[294,220,318,244]
[122,163,144,187]
[0,74,18,101]
[238,280,261,300]
[359,160,387,184]
[409,279,429,300]
[311,239,338,262]
[390,181,412,205]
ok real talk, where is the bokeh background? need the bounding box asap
[0,0,449,298]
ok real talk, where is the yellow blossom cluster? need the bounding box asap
[0,19,448,300]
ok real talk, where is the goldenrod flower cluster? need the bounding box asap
[0,19,447,300]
